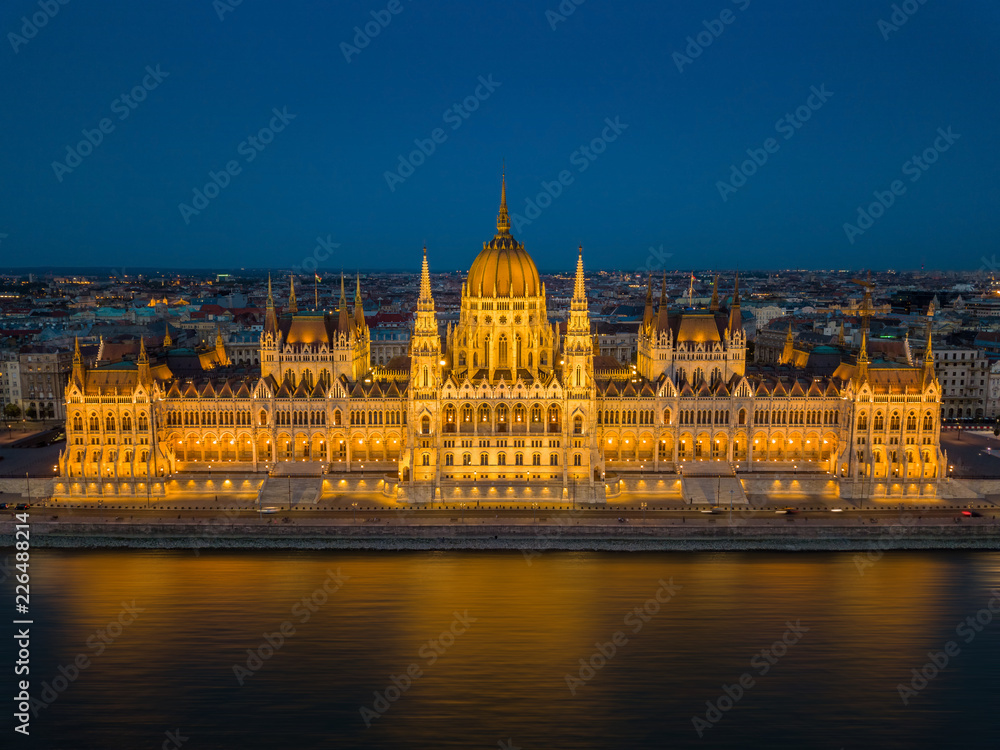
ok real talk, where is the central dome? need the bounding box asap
[466,175,541,298]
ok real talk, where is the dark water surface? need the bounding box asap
[4,549,1000,749]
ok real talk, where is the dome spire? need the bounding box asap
[497,164,510,236]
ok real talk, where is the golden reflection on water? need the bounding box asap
[25,550,1000,749]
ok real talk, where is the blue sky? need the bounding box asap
[1,0,997,272]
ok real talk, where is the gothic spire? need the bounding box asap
[264,273,278,334]
[288,274,297,315]
[642,274,654,333]
[727,273,742,334]
[354,273,366,330]
[573,245,586,303]
[338,272,350,334]
[709,274,720,311]
[496,167,510,236]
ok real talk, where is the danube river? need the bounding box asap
[6,550,1000,748]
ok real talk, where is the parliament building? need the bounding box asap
[59,177,944,502]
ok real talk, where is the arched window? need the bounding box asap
[575,365,582,387]
[479,404,491,423]
[106,415,116,431]
[72,413,83,431]
[890,412,901,430]
[496,403,508,427]
[923,412,933,430]
[444,404,456,430]
[333,409,341,426]
[138,414,148,431]
[532,453,541,466]
[498,334,508,366]
[663,409,671,425]
[480,452,489,465]
[498,453,507,466]
[574,454,582,466]
[738,409,746,425]
[459,352,466,367]
[874,412,884,431]
[515,453,523,465]
[422,366,429,387]
[259,409,268,426]
[549,453,559,466]
[462,453,472,466]
[122,413,132,431]
[906,412,916,430]
[422,453,430,466]
[514,403,525,423]
[421,415,431,435]
[445,453,454,466]
[858,412,868,430]
[531,404,542,422]
[574,415,583,435]
[462,404,474,423]
[548,404,560,424]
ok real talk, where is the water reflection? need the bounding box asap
[14,550,1000,749]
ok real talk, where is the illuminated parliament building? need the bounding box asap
[59,177,944,502]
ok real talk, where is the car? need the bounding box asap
[15,503,29,511]
[259,506,280,514]
[0,503,11,510]
[961,510,982,517]
[829,508,843,513]
[775,507,798,515]
[700,507,720,514]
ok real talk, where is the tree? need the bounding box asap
[4,403,22,420]
[25,405,37,420]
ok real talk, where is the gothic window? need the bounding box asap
[574,454,582,466]
[122,413,132,431]
[106,415,116,431]
[498,335,508,367]
[423,366,429,387]
[421,416,431,435]
[531,404,542,422]
[459,352,466,367]
[575,365,582,387]
[462,404,474,423]
[514,403,525,423]
[550,453,559,466]
[890,412,901,430]
[923,412,933,430]
[858,412,868,430]
[445,453,454,466]
[516,335,523,368]
[532,453,541,466]
[479,404,491,423]
[333,409,341,426]
[422,453,430,466]
[738,409,746,425]
[906,412,916,430]
[463,453,472,466]
[73,413,83,430]
[480,452,489,465]
[259,410,268,426]
[498,453,507,466]
[515,453,523,465]
[444,404,456,428]
[496,403,508,426]
[874,412,884,431]
[663,409,671,425]
[548,404,560,425]
[574,415,583,435]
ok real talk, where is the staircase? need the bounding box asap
[681,474,749,506]
[256,476,324,509]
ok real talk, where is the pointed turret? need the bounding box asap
[727,273,742,335]
[564,246,593,390]
[264,273,278,335]
[923,317,935,386]
[642,275,654,333]
[338,273,350,334]
[857,329,869,383]
[137,337,151,386]
[419,246,433,307]
[709,274,720,311]
[837,320,845,347]
[288,275,298,315]
[656,273,670,333]
[572,246,586,305]
[780,321,794,365]
[163,321,173,348]
[71,336,86,388]
[496,167,510,236]
[354,273,366,331]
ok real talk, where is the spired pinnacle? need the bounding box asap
[496,168,510,235]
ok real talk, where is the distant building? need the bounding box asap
[20,345,73,420]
